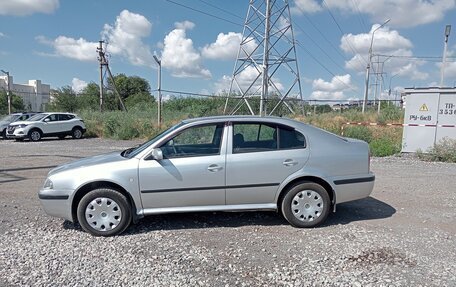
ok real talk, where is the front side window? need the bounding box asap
[160,124,224,158]
[45,114,58,122]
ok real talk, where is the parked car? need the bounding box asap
[39,116,375,236]
[7,112,86,141]
[0,112,40,139]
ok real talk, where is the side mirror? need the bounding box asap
[149,148,163,161]
[43,118,50,122]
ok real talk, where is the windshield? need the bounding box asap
[1,114,20,123]
[124,122,185,158]
[27,114,48,121]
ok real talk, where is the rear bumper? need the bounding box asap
[333,173,375,204]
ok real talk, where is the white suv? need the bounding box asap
[7,112,86,142]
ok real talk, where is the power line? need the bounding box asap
[293,4,348,61]
[165,0,242,27]
[350,0,368,31]
[197,0,244,20]
[321,0,368,65]
[295,41,357,92]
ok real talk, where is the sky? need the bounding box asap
[0,0,455,103]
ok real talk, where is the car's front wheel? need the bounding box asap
[281,181,330,228]
[77,188,132,236]
[72,127,83,139]
[28,129,42,142]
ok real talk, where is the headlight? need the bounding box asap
[43,178,53,189]
[19,124,28,128]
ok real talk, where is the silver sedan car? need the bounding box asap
[39,116,375,236]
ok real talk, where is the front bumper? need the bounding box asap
[6,127,27,139]
[38,189,74,222]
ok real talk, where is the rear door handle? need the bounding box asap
[283,159,298,167]
[207,164,223,172]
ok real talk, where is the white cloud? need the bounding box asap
[291,0,322,14]
[341,25,428,81]
[102,10,154,67]
[37,10,154,67]
[325,0,455,28]
[0,32,5,37]
[0,0,59,16]
[71,78,88,94]
[292,0,455,28]
[311,74,354,100]
[436,49,456,83]
[36,35,98,62]
[217,66,284,94]
[174,20,195,30]
[202,32,256,61]
[161,21,211,78]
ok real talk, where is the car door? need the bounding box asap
[58,114,73,133]
[138,123,227,209]
[225,122,309,205]
[41,114,59,134]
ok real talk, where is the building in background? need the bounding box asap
[0,76,50,112]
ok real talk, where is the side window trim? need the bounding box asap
[231,122,306,154]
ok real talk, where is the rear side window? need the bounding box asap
[58,114,73,121]
[278,127,306,149]
[232,123,305,153]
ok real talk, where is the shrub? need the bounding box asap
[342,126,373,143]
[369,137,401,157]
[417,138,456,163]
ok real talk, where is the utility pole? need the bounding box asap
[97,41,105,112]
[153,55,162,128]
[1,70,11,114]
[362,19,390,113]
[97,40,127,112]
[440,25,451,87]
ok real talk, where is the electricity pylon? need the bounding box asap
[224,0,302,116]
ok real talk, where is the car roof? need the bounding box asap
[181,115,305,127]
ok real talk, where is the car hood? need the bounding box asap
[9,120,35,126]
[48,151,127,176]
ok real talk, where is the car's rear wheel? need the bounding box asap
[77,188,131,236]
[281,181,330,228]
[28,129,42,142]
[72,127,83,139]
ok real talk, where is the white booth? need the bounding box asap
[402,88,456,153]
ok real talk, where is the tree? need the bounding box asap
[0,91,24,114]
[48,86,78,112]
[108,74,151,100]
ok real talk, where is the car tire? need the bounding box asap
[28,129,42,142]
[1,129,6,139]
[77,188,132,236]
[72,127,83,139]
[281,181,330,228]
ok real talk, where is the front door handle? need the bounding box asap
[207,164,223,172]
[283,159,298,167]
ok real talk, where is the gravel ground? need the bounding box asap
[0,138,455,286]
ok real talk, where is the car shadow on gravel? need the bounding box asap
[324,196,396,226]
[63,196,395,235]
